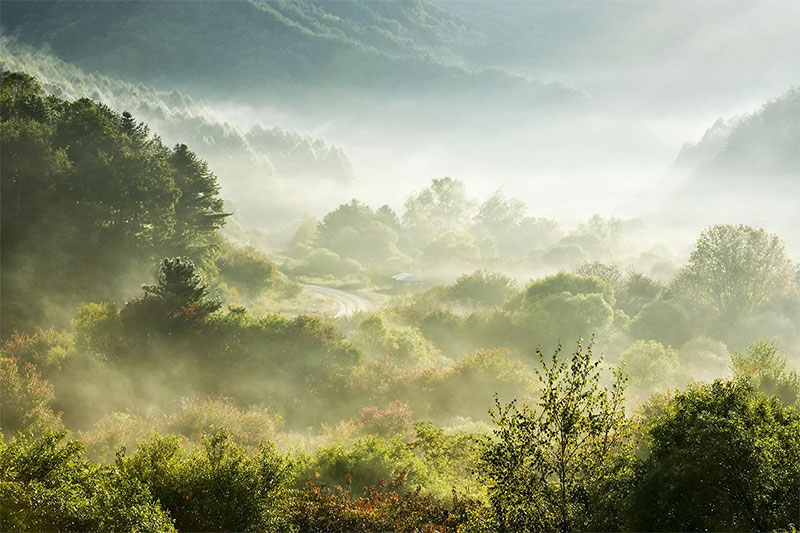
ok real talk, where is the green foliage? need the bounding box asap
[121,429,292,532]
[288,214,319,255]
[629,299,693,347]
[0,72,228,334]
[355,313,441,366]
[120,257,221,339]
[445,269,517,306]
[478,340,629,531]
[514,272,615,348]
[615,271,662,317]
[380,349,536,421]
[316,199,400,263]
[0,431,176,532]
[619,340,683,395]
[168,143,228,254]
[289,473,473,533]
[678,336,730,381]
[299,435,434,497]
[523,271,615,308]
[0,71,53,122]
[630,380,800,531]
[410,421,484,495]
[422,230,482,264]
[1,328,75,372]
[356,401,415,440]
[671,224,795,320]
[575,261,623,290]
[0,357,62,435]
[403,177,473,244]
[731,339,800,407]
[72,303,123,356]
[216,244,276,298]
[471,190,560,255]
[78,397,283,463]
[298,248,363,278]
[539,243,588,269]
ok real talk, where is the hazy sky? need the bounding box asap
[206,1,799,230]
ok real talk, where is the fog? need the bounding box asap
[3,1,797,243]
[202,0,800,240]
[2,2,800,529]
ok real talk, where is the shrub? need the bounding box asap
[445,270,517,307]
[289,473,475,532]
[0,329,75,371]
[357,401,414,439]
[629,299,693,347]
[619,340,684,395]
[356,313,441,366]
[629,380,800,531]
[731,339,800,407]
[540,243,588,269]
[72,303,123,357]
[161,397,283,448]
[299,248,362,278]
[216,244,276,298]
[478,340,629,531]
[0,431,175,532]
[299,435,434,497]
[379,349,536,421]
[678,336,730,382]
[0,357,62,435]
[512,272,616,349]
[121,429,292,532]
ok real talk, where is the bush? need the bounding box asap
[216,244,276,298]
[445,270,517,306]
[539,243,588,269]
[381,349,536,421]
[289,473,474,532]
[161,397,283,447]
[121,429,292,532]
[0,431,176,532]
[629,299,692,347]
[504,272,617,350]
[616,272,662,317]
[629,380,800,531]
[356,401,414,439]
[619,340,684,395]
[299,435,434,497]
[0,329,75,372]
[731,339,800,407]
[0,357,62,435]
[355,313,441,366]
[300,248,363,278]
[521,270,615,307]
[678,336,730,382]
[478,341,629,531]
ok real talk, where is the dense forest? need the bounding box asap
[2,70,799,531]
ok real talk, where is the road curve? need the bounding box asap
[301,283,373,318]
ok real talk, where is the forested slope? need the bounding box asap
[0,72,228,332]
[1,40,356,225]
[0,0,589,112]
[676,87,800,180]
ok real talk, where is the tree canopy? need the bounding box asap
[0,72,228,334]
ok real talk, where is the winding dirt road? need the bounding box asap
[301,284,373,318]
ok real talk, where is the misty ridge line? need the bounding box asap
[1,2,800,530]
[0,38,356,222]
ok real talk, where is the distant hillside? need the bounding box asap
[675,88,800,181]
[1,40,355,225]
[0,0,589,116]
[656,88,800,254]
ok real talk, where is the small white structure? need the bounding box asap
[391,272,423,287]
